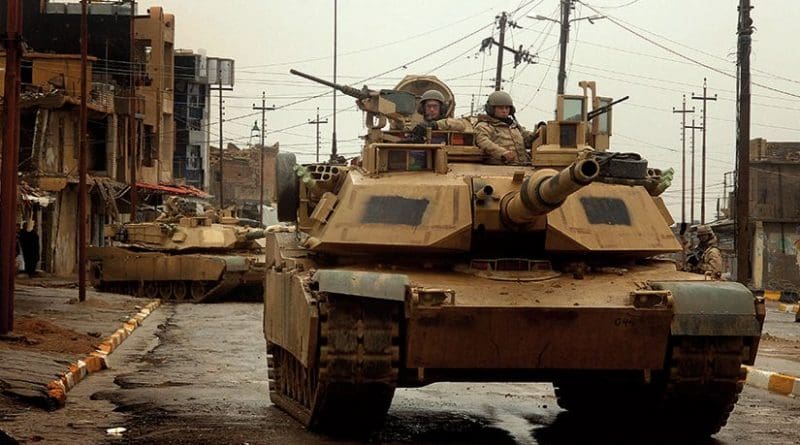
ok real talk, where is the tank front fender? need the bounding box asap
[650,281,763,337]
[312,270,409,302]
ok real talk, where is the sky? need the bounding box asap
[137,0,800,222]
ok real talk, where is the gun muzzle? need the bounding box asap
[502,158,600,225]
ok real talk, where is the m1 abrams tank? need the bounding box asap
[88,202,266,303]
[263,73,765,437]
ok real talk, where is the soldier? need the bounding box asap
[688,225,723,278]
[410,89,470,136]
[474,91,534,164]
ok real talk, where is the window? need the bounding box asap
[563,97,585,122]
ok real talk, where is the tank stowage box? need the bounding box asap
[263,72,764,437]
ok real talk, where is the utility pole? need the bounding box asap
[1,0,22,334]
[557,0,572,94]
[685,119,703,225]
[673,95,695,225]
[470,94,475,116]
[129,0,138,222]
[218,88,224,208]
[252,91,275,225]
[495,12,508,91]
[692,78,717,224]
[735,0,753,285]
[529,3,603,95]
[480,12,533,91]
[308,108,328,163]
[331,0,338,162]
[210,83,232,208]
[78,0,89,302]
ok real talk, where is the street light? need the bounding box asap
[527,14,605,24]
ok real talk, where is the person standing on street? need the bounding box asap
[18,220,40,278]
[688,225,723,279]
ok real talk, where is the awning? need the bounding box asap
[18,181,55,207]
[135,182,211,198]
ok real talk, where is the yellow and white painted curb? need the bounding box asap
[777,302,799,314]
[45,299,161,407]
[744,365,800,397]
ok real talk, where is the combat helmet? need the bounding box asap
[696,224,714,237]
[484,90,516,115]
[417,89,447,117]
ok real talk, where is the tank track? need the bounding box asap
[554,336,747,438]
[267,295,400,433]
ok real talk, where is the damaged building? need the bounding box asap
[208,142,278,213]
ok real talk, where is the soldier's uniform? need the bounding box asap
[692,225,723,278]
[474,114,532,163]
[407,89,473,132]
[474,91,533,163]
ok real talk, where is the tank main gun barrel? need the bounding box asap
[290,69,370,100]
[502,158,600,225]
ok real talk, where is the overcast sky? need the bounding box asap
[138,0,798,222]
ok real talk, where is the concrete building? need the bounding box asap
[0,2,180,276]
[135,6,175,184]
[173,50,210,190]
[208,143,278,211]
[0,52,126,275]
[747,138,800,290]
[713,138,800,290]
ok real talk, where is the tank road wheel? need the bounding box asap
[554,336,747,439]
[143,281,159,299]
[658,336,747,438]
[189,281,207,302]
[267,295,400,433]
[158,281,174,300]
[173,281,188,300]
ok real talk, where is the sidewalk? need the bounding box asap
[747,300,800,396]
[0,284,157,410]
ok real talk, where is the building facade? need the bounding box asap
[747,138,800,290]
[173,50,210,190]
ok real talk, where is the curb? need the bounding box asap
[777,302,799,314]
[44,299,161,407]
[744,365,800,397]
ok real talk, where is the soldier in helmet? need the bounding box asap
[474,91,534,164]
[687,225,723,278]
[409,89,470,134]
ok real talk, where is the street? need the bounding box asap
[2,300,798,445]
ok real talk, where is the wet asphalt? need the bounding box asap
[2,301,799,445]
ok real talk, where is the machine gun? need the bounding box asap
[290,69,417,129]
[587,95,629,121]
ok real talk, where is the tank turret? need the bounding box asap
[502,158,600,225]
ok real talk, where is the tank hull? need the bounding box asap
[263,245,764,436]
[88,246,265,302]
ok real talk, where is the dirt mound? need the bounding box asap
[0,317,98,355]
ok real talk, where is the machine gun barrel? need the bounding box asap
[502,158,601,225]
[587,95,629,120]
[290,69,370,100]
